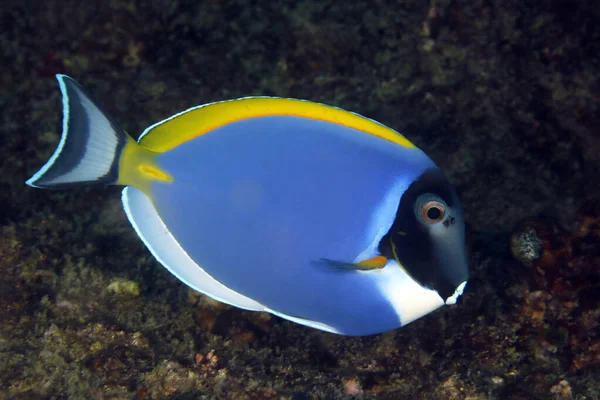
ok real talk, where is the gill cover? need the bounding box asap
[380,168,469,304]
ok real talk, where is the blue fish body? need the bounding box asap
[27,75,469,336]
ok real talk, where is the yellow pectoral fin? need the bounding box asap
[320,256,388,271]
[356,255,388,269]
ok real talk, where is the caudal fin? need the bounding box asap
[26,75,131,189]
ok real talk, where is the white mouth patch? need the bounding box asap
[445,281,467,305]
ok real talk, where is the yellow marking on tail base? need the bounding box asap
[117,137,172,193]
[138,163,173,182]
[138,97,416,153]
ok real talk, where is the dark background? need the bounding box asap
[1,1,599,398]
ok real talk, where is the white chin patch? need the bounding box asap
[371,261,445,326]
[445,281,467,305]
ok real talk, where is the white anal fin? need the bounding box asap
[121,187,266,311]
[264,308,341,334]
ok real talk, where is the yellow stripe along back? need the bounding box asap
[137,97,415,152]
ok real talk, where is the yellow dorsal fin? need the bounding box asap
[137,97,415,153]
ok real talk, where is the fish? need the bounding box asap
[26,75,469,336]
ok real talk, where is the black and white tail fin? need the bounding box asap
[26,75,131,189]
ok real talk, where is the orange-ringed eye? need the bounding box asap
[414,194,448,225]
[420,200,445,224]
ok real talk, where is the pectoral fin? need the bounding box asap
[319,255,388,271]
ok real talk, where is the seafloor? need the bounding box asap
[1,1,599,399]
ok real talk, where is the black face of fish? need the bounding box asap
[379,168,469,303]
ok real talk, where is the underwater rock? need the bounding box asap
[107,279,141,297]
[509,220,545,265]
[550,379,573,399]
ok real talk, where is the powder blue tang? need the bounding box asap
[26,75,470,336]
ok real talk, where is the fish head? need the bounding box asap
[382,167,469,305]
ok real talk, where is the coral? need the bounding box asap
[511,201,600,374]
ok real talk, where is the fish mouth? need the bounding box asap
[445,281,467,305]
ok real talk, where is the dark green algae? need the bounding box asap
[1,0,599,398]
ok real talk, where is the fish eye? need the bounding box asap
[420,201,445,223]
[415,194,447,225]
